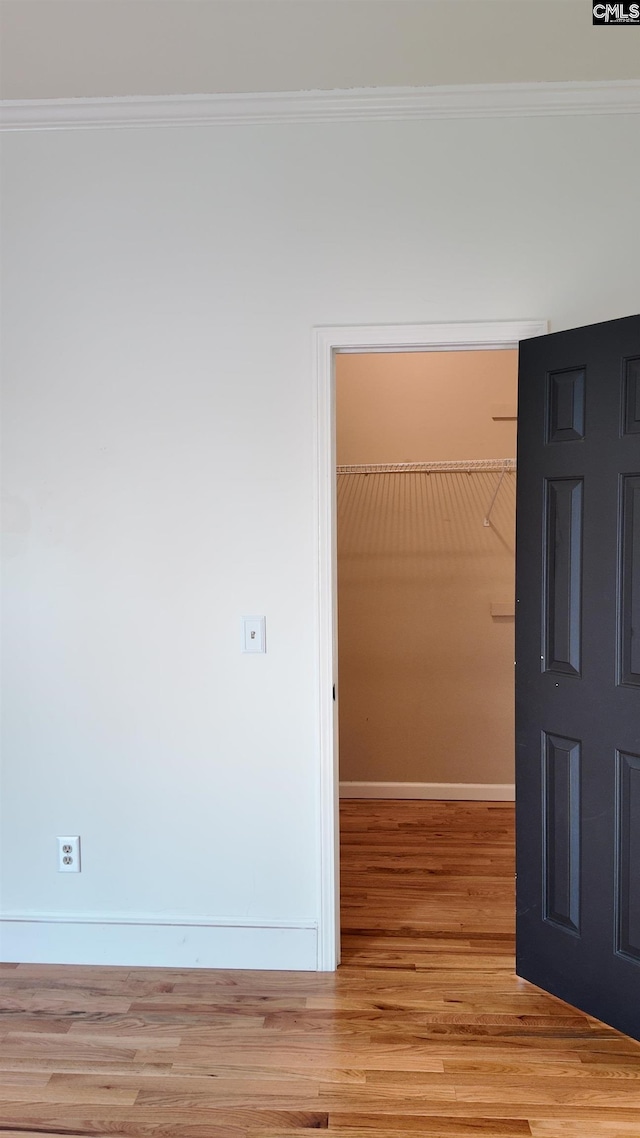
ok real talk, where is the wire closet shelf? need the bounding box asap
[336,458,516,528]
[336,458,516,475]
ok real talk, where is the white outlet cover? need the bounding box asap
[57,835,81,873]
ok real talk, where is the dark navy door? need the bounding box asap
[516,315,640,1041]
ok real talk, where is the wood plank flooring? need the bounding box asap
[0,800,638,1136]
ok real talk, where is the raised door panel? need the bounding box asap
[546,367,585,443]
[623,357,640,435]
[543,732,581,935]
[616,751,640,965]
[619,475,640,687]
[544,478,583,676]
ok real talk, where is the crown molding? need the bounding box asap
[1,80,639,132]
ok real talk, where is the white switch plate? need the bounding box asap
[57,836,81,873]
[242,616,266,653]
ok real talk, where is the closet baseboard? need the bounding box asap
[339,781,515,801]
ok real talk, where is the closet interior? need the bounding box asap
[336,349,519,796]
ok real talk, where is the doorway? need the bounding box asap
[336,348,518,801]
[313,320,547,970]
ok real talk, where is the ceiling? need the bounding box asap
[1,0,639,102]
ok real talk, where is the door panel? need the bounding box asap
[620,475,640,686]
[543,477,583,675]
[542,731,581,935]
[516,314,640,1041]
[616,749,640,964]
[623,356,640,434]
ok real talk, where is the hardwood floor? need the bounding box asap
[0,800,638,1136]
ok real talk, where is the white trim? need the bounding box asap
[0,913,317,970]
[314,325,340,971]
[339,782,516,802]
[313,318,546,972]
[1,81,639,133]
[0,911,316,929]
[315,320,547,356]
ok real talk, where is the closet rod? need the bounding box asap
[337,458,516,475]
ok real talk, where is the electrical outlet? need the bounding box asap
[57,836,81,873]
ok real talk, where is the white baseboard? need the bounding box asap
[339,781,515,801]
[0,914,318,970]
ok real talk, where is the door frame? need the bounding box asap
[313,318,548,971]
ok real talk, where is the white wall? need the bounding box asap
[1,110,639,968]
[2,0,640,100]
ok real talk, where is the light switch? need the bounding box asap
[242,616,266,653]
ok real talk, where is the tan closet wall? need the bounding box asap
[336,350,518,787]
